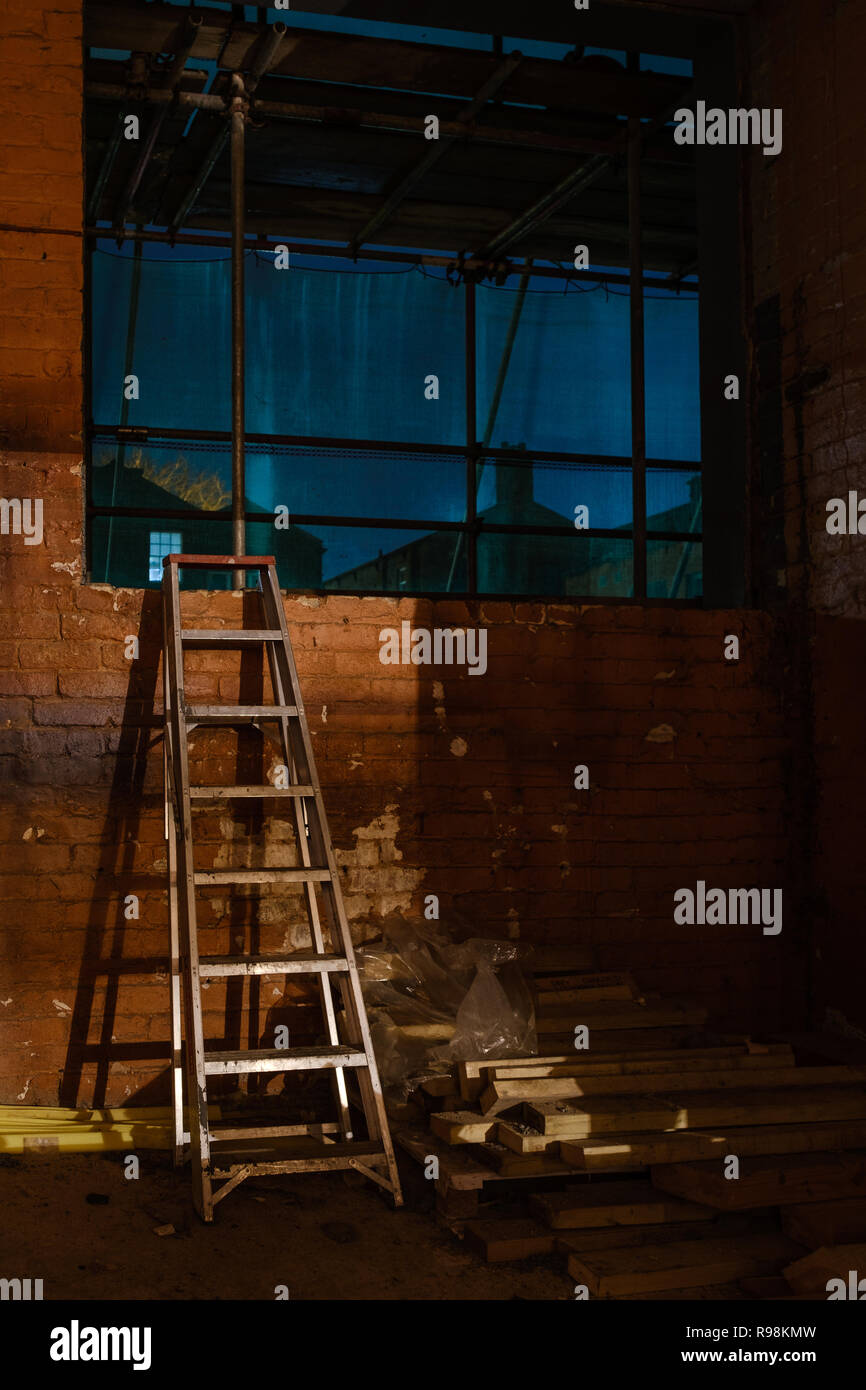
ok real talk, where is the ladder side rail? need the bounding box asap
[162,605,185,1166]
[164,560,214,1220]
[261,582,354,1139]
[261,568,402,1200]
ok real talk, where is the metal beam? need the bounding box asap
[113,14,202,236]
[86,224,696,290]
[628,115,647,601]
[476,152,616,260]
[87,110,125,223]
[348,52,522,256]
[167,22,287,237]
[87,82,637,162]
[230,73,246,588]
[472,79,693,261]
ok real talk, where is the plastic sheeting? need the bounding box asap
[357,916,536,1092]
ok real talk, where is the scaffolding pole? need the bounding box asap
[230,74,247,588]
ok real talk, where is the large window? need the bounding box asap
[88,245,701,597]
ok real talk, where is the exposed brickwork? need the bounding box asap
[0,556,805,1104]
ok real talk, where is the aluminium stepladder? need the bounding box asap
[161,553,403,1221]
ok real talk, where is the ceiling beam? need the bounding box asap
[87,80,691,171]
[85,2,685,118]
[347,52,522,255]
[167,22,289,238]
[112,14,202,236]
[475,81,691,259]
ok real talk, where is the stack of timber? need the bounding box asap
[393,957,866,1297]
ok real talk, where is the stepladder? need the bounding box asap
[161,554,403,1221]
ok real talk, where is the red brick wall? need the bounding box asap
[0,0,814,1107]
[747,0,866,1037]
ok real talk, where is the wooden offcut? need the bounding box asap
[651,1149,866,1211]
[479,1062,849,1115]
[569,1233,803,1297]
[783,1244,866,1296]
[783,1197,866,1250]
[560,1119,866,1172]
[531,1180,710,1230]
[463,1219,556,1263]
[529,1085,866,1140]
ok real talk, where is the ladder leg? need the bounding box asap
[261,566,403,1203]
[164,566,214,1218]
[264,635,353,1141]
[164,728,184,1167]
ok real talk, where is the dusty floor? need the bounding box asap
[0,1150,570,1301]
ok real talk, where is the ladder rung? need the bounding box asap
[194,868,331,885]
[210,1123,341,1142]
[211,1143,385,1177]
[199,953,349,977]
[182,629,282,645]
[189,785,314,800]
[204,1046,367,1076]
[185,705,298,724]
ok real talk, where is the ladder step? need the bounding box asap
[165,553,275,570]
[185,705,298,724]
[199,952,350,977]
[189,785,315,800]
[204,1046,367,1076]
[182,629,283,645]
[211,1143,386,1178]
[210,1122,341,1142]
[194,868,331,885]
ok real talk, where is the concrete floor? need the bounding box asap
[0,1151,569,1301]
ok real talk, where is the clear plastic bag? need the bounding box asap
[356,914,536,1088]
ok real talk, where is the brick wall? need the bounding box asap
[0,0,818,1107]
[747,0,866,1037]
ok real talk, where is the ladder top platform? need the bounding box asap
[164,554,276,569]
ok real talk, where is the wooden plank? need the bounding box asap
[394,1128,489,1191]
[464,1219,556,1263]
[533,973,641,1005]
[473,1141,573,1179]
[537,1027,697,1054]
[569,1234,803,1298]
[783,1198,866,1251]
[535,1001,708,1033]
[652,1150,866,1212]
[556,1219,722,1255]
[480,1062,841,1114]
[419,1075,458,1098]
[531,1181,710,1231]
[561,1120,866,1172]
[429,1111,498,1146]
[495,1122,558,1155]
[783,1244,866,1296]
[529,1086,866,1140]
[533,971,639,995]
[489,1047,795,1083]
[458,1044,792,1102]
